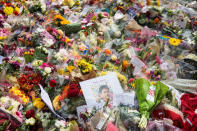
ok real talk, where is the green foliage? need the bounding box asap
[0,120,9,131]
[58,96,86,117]
[24,54,34,63]
[29,4,42,14]
[34,48,48,62]
[135,78,169,119]
[60,23,81,35]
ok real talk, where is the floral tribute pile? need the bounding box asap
[0,0,197,131]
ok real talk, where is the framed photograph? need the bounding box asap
[80,72,123,107]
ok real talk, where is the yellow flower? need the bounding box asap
[55,14,64,20]
[14,7,20,13]
[57,68,65,75]
[60,20,70,25]
[77,59,92,74]
[64,0,75,8]
[67,66,75,73]
[9,85,29,104]
[53,95,61,110]
[22,96,29,104]
[75,1,80,6]
[55,14,70,25]
[131,83,135,88]
[4,7,14,15]
[169,38,181,46]
[0,36,7,40]
[33,98,45,109]
[99,71,108,76]
[65,37,70,43]
[163,22,169,26]
[156,0,160,6]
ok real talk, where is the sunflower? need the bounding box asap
[169,38,181,46]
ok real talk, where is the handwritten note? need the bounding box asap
[39,84,65,120]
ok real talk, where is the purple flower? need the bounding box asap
[2,57,9,61]
[11,61,20,69]
[150,70,154,74]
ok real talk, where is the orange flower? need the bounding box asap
[123,60,130,69]
[65,37,70,43]
[84,32,88,37]
[59,85,70,101]
[9,86,29,104]
[104,49,112,55]
[53,95,61,110]
[154,18,160,24]
[194,21,197,25]
[96,46,101,51]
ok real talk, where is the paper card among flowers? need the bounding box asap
[80,72,123,107]
[113,92,135,107]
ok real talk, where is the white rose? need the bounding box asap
[25,117,36,126]
[44,67,52,74]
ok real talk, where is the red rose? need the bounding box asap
[25,109,35,118]
[14,11,19,15]
[67,83,80,97]
[49,79,56,87]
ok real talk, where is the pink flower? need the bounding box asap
[128,78,134,83]
[102,12,109,17]
[16,111,23,118]
[156,56,161,64]
[140,27,157,39]
[40,63,50,69]
[81,19,88,24]
[16,111,23,122]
